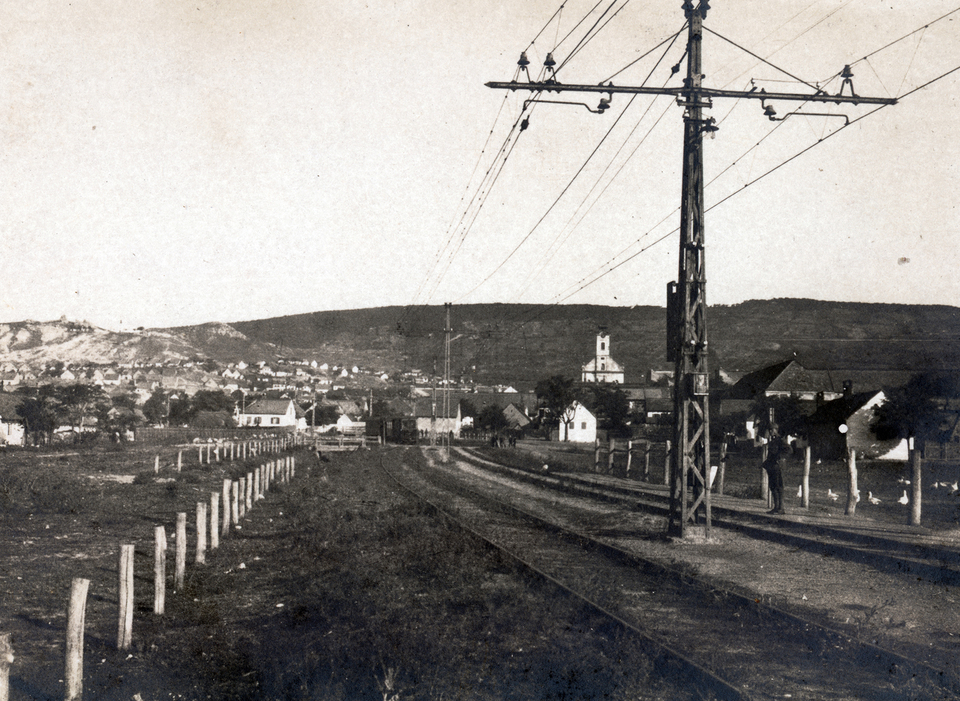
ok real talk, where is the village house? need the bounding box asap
[558,400,597,443]
[237,398,306,430]
[806,387,908,461]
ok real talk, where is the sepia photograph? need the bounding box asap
[0,1,958,698]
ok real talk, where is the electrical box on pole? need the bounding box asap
[485,1,896,538]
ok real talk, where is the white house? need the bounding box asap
[558,400,597,443]
[581,329,625,384]
[238,398,306,430]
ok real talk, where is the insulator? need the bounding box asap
[517,52,530,67]
[763,104,777,118]
[544,52,557,68]
[597,98,611,113]
[840,64,854,79]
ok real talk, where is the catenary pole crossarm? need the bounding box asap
[486,1,895,538]
[485,81,897,106]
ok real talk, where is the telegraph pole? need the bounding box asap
[486,0,896,537]
[443,302,452,461]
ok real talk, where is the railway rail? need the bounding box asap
[380,446,959,701]
[456,446,960,588]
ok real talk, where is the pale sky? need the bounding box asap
[1,1,957,330]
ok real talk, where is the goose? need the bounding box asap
[868,492,880,505]
[827,489,839,501]
[797,485,803,498]
[898,490,909,505]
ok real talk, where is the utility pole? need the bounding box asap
[443,302,452,461]
[487,0,896,537]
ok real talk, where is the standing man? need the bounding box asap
[762,425,788,514]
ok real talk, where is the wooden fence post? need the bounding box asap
[154,526,166,615]
[245,472,253,511]
[910,443,922,526]
[238,477,246,519]
[643,441,650,481]
[253,467,261,501]
[291,455,296,479]
[231,481,240,527]
[215,445,221,464]
[177,450,182,473]
[196,502,207,565]
[664,440,671,486]
[626,440,633,477]
[154,455,160,474]
[594,439,600,472]
[802,445,811,509]
[65,578,90,701]
[198,447,203,465]
[608,436,615,474]
[0,632,12,701]
[175,512,187,590]
[118,544,134,650]
[717,441,727,496]
[209,493,219,551]
[760,442,770,507]
[845,448,859,516]
[221,479,231,536]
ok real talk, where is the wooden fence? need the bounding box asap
[0,434,305,701]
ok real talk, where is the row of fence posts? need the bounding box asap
[594,437,817,507]
[0,437,301,701]
[151,434,308,475]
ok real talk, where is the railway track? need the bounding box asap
[380,447,959,701]
[456,446,960,588]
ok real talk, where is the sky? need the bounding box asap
[0,0,957,331]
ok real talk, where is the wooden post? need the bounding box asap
[626,440,633,477]
[196,502,207,564]
[643,441,651,481]
[238,477,246,519]
[175,512,187,590]
[664,440,671,486]
[760,442,770,507]
[154,526,166,614]
[291,455,296,479]
[154,454,160,474]
[117,544,134,650]
[594,439,601,473]
[231,481,240,526]
[221,479,231,536]
[206,444,212,465]
[608,436,615,474]
[215,445,221,463]
[177,450,182,473]
[717,440,727,496]
[198,447,203,465]
[65,578,90,701]
[209,492,219,551]
[0,632,12,701]
[910,443,922,526]
[845,448,859,516]
[245,472,253,511]
[802,445,811,509]
[253,467,261,501]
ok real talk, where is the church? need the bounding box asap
[580,328,625,384]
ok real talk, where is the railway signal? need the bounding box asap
[486,1,897,537]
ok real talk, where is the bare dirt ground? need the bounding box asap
[2,442,959,699]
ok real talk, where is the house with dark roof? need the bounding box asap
[237,398,306,429]
[806,388,908,461]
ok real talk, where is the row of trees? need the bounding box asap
[13,385,240,444]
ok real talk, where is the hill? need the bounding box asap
[1,300,958,388]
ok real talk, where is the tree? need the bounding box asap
[15,386,59,445]
[142,389,169,426]
[476,404,508,432]
[583,384,630,436]
[752,394,808,440]
[872,372,960,447]
[535,375,576,428]
[55,384,108,436]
